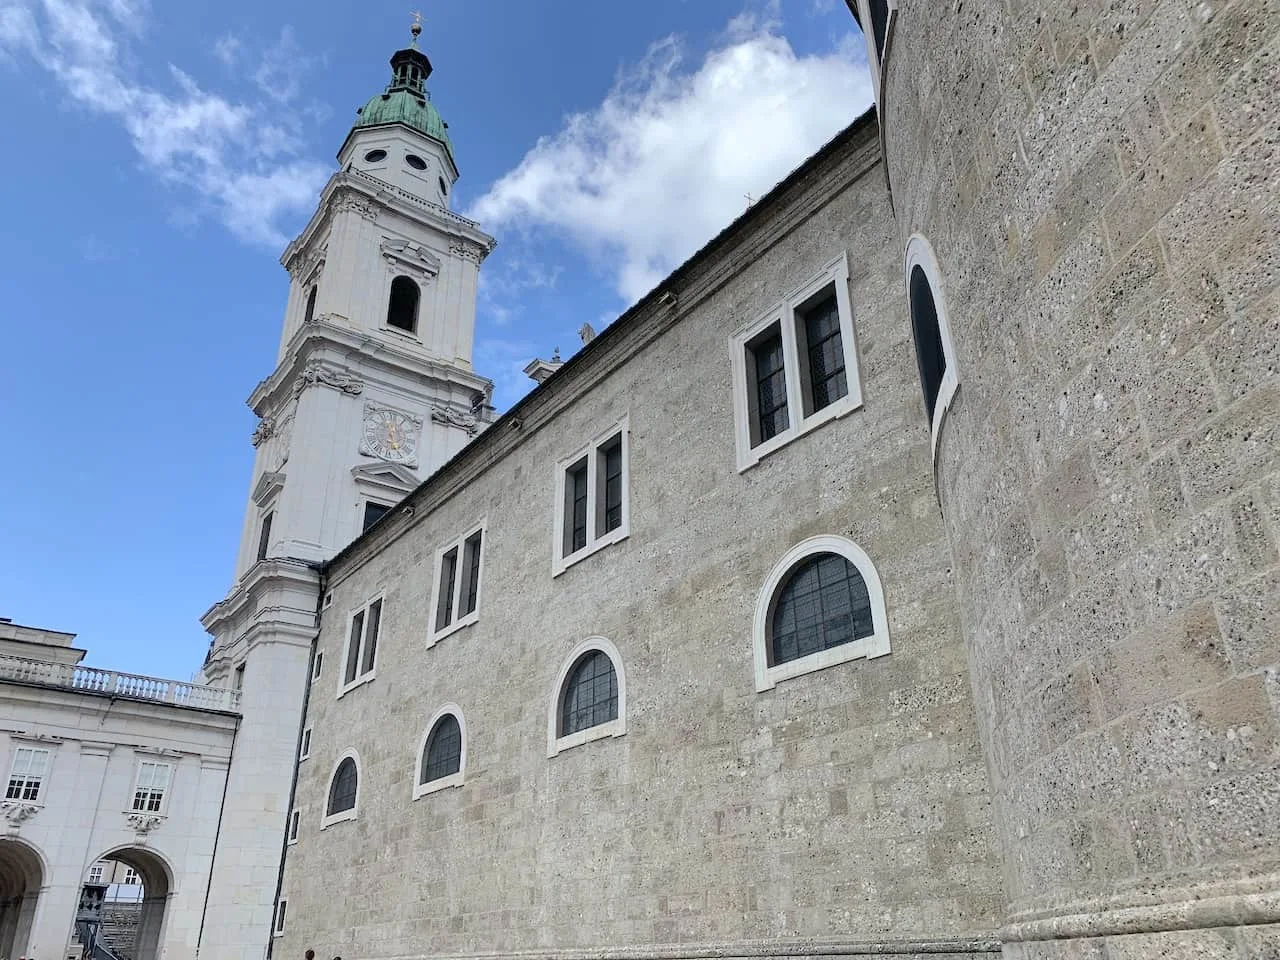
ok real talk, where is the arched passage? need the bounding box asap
[0,838,45,958]
[83,846,175,960]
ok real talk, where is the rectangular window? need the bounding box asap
[429,523,485,643]
[362,501,391,532]
[287,809,300,843]
[338,597,382,694]
[131,760,172,813]
[88,863,105,884]
[122,867,139,885]
[311,650,323,682]
[6,747,50,802]
[256,511,273,562]
[554,416,630,575]
[731,255,862,471]
[273,898,288,936]
[299,727,312,760]
[232,664,245,692]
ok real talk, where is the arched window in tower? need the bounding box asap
[303,286,317,325]
[421,713,462,784]
[325,755,358,822]
[386,276,420,333]
[560,649,618,737]
[909,266,946,423]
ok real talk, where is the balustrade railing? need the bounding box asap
[0,654,241,712]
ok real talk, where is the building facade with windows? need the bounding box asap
[0,619,239,960]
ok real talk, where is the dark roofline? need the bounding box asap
[325,107,879,573]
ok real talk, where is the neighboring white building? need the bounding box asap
[0,619,239,960]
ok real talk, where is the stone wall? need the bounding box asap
[879,0,1280,955]
[276,120,1005,959]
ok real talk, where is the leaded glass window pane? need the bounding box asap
[560,650,618,736]
[770,553,874,666]
[753,330,788,444]
[328,757,357,814]
[568,461,588,553]
[344,610,364,684]
[461,533,482,616]
[361,599,381,675]
[436,548,457,630]
[803,294,847,412]
[422,714,462,783]
[601,437,623,534]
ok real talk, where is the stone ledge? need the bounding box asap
[374,938,1002,960]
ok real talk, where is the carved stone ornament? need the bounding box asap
[127,812,164,836]
[251,415,276,447]
[360,402,422,467]
[380,238,442,280]
[431,401,479,436]
[2,801,40,827]
[448,237,485,264]
[332,190,380,222]
[275,415,294,470]
[292,361,364,399]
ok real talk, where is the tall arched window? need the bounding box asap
[416,709,465,797]
[548,638,627,756]
[904,235,960,460]
[303,286,317,325]
[753,536,890,691]
[386,276,420,333]
[324,754,359,825]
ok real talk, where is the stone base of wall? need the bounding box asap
[364,939,1003,960]
[1006,922,1280,959]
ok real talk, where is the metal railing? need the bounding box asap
[344,167,484,229]
[0,654,241,712]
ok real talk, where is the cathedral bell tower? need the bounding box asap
[196,25,496,959]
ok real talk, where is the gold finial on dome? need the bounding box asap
[410,10,424,47]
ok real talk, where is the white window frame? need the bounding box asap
[336,593,384,698]
[904,235,961,464]
[273,897,288,936]
[753,535,891,692]
[854,0,898,107]
[360,498,394,533]
[552,415,631,576]
[730,254,863,472]
[122,867,139,885]
[87,863,106,884]
[427,521,487,647]
[287,808,300,844]
[321,749,361,828]
[129,759,173,814]
[5,746,51,803]
[547,637,627,757]
[255,505,275,563]
[299,727,312,761]
[413,704,467,799]
[311,650,323,683]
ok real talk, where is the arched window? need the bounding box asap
[303,286,317,325]
[753,536,890,691]
[416,708,465,797]
[324,754,359,825]
[904,235,959,460]
[548,638,627,756]
[386,276,420,333]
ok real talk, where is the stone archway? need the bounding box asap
[0,837,45,958]
[87,846,174,960]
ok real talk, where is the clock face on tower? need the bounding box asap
[360,404,421,467]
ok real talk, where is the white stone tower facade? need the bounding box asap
[198,33,495,959]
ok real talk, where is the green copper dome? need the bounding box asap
[352,44,456,168]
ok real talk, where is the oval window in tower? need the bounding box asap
[405,154,427,171]
[363,149,387,163]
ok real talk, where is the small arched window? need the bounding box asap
[325,755,358,823]
[548,638,627,756]
[386,276,420,333]
[303,286,317,325]
[421,713,462,784]
[753,536,890,691]
[904,235,959,459]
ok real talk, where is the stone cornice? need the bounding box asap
[280,168,494,274]
[200,558,321,635]
[326,113,882,588]
[246,320,493,419]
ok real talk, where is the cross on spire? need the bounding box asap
[410,10,424,48]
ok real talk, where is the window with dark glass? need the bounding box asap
[343,609,364,685]
[274,899,288,935]
[749,326,788,445]
[233,664,245,692]
[869,0,890,59]
[256,511,273,562]
[433,527,484,636]
[6,748,49,802]
[360,599,381,675]
[386,275,420,332]
[909,265,947,423]
[799,291,847,414]
[420,714,462,783]
[327,757,357,815]
[342,598,380,688]
[560,650,619,736]
[362,501,391,532]
[769,553,874,666]
[288,809,300,842]
[461,532,482,617]
[303,286,317,324]
[599,436,623,535]
[565,458,589,555]
[435,547,457,631]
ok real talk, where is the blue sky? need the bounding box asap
[0,0,872,679]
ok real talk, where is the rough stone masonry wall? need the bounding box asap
[879,0,1280,956]
[276,125,1004,960]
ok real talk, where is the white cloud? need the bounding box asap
[212,33,240,67]
[469,16,872,304]
[0,0,328,246]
